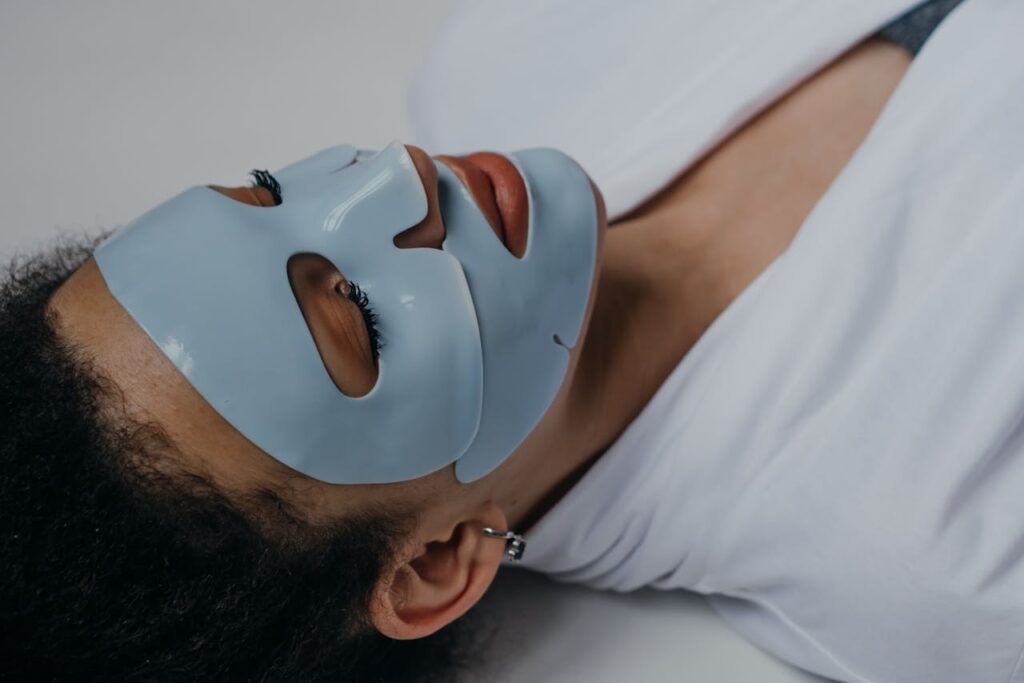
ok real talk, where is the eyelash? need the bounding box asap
[341,281,383,362]
[249,169,283,205]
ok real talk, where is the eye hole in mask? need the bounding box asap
[207,169,283,208]
[286,252,383,398]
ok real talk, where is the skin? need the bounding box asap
[47,37,910,641]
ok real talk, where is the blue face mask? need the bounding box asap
[94,140,598,484]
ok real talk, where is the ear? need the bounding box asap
[368,500,509,640]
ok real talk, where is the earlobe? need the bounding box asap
[368,502,508,640]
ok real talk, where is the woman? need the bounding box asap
[4,1,1021,681]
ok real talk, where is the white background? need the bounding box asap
[0,0,457,258]
[0,2,825,681]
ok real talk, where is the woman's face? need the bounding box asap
[49,143,607,517]
[214,146,532,399]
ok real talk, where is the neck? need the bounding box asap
[495,203,727,531]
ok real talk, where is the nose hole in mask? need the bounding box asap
[392,215,445,250]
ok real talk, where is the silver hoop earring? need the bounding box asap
[481,527,527,562]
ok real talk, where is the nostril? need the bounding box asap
[393,216,445,250]
[394,144,447,250]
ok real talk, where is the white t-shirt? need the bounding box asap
[409,1,1024,681]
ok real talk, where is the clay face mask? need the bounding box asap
[95,140,598,484]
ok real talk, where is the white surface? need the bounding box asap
[0,2,832,681]
[415,1,1024,681]
[463,570,828,683]
[0,0,456,259]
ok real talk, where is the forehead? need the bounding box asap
[47,257,289,482]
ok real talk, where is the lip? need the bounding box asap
[434,152,529,258]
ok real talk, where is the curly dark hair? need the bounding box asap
[0,235,483,682]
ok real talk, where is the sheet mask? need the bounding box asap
[94,140,598,484]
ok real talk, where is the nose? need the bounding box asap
[392,144,446,250]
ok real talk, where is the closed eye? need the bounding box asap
[286,252,380,398]
[207,168,282,207]
[249,169,282,205]
[338,280,383,361]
